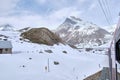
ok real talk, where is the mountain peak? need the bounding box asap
[69,16,82,21]
[0,24,14,31]
[56,17,112,47]
[64,17,77,25]
[64,16,83,25]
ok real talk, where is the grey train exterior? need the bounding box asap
[115,19,120,63]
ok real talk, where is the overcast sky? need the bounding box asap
[0,0,119,29]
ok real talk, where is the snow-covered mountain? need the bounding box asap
[0,24,15,31]
[56,16,112,48]
[0,29,109,80]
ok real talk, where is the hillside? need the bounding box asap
[21,27,63,45]
[56,16,112,48]
[0,30,110,80]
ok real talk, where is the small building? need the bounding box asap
[0,41,12,54]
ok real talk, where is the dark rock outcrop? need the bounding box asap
[21,27,63,45]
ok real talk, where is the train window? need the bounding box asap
[115,39,120,63]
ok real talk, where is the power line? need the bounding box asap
[98,0,113,25]
[103,0,113,24]
[98,0,111,25]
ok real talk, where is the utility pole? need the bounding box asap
[108,48,112,80]
[48,58,50,72]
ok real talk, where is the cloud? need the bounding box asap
[35,0,47,4]
[88,3,97,11]
[77,0,87,3]
[0,15,45,29]
[0,6,82,30]
[0,0,118,29]
[0,14,57,30]
[49,7,82,20]
[0,0,20,12]
[35,0,76,10]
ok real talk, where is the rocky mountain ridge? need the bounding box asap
[21,27,63,45]
[0,18,114,48]
[55,16,112,48]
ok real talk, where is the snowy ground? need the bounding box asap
[0,31,110,80]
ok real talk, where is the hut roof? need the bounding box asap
[0,41,12,48]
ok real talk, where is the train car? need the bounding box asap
[111,17,120,80]
[115,18,120,63]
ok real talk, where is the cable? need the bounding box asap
[101,0,111,23]
[98,0,111,25]
[103,0,113,24]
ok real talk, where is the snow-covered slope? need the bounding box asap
[56,16,112,48]
[103,25,116,34]
[0,30,109,80]
[0,24,15,31]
